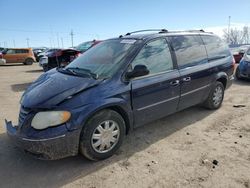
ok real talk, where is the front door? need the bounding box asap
[130,38,181,127]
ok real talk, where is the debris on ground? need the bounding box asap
[212,160,218,166]
[233,105,246,108]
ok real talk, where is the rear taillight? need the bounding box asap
[76,52,81,57]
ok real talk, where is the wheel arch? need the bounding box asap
[80,103,132,135]
[215,72,228,89]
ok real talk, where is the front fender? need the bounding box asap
[67,98,133,131]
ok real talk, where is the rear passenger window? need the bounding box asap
[170,35,208,68]
[16,49,29,54]
[132,39,173,75]
[201,35,230,59]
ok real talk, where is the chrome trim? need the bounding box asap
[132,69,178,81]
[22,134,66,142]
[181,84,210,97]
[137,96,179,111]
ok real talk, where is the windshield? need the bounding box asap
[65,39,135,78]
[76,41,93,52]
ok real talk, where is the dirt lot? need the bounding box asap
[0,64,249,188]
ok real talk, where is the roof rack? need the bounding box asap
[168,29,206,33]
[119,29,168,38]
[118,29,209,38]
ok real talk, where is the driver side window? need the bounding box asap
[131,38,173,75]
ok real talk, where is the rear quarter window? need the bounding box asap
[201,35,230,59]
[169,35,208,68]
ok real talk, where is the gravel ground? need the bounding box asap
[0,64,249,188]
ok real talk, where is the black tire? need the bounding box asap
[42,65,49,72]
[23,58,34,65]
[79,109,126,161]
[235,66,241,80]
[203,81,225,110]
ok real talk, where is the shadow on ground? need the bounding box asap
[0,106,214,188]
[25,69,43,73]
[0,64,25,67]
[233,78,250,86]
[11,82,33,92]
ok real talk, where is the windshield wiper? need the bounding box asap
[65,67,99,79]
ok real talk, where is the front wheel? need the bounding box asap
[79,110,126,161]
[203,81,225,110]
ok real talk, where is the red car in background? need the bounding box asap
[231,45,250,63]
[75,40,102,53]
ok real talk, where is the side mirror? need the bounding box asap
[126,64,149,79]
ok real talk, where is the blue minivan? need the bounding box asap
[6,30,235,160]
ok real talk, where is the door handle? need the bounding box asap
[182,77,191,82]
[170,80,180,86]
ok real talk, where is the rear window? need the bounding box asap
[201,35,230,59]
[170,35,208,68]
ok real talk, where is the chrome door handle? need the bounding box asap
[182,77,191,82]
[170,80,180,86]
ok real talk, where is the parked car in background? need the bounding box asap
[37,48,60,62]
[6,29,234,161]
[33,47,48,62]
[39,48,80,71]
[0,47,5,52]
[75,40,102,53]
[236,47,250,80]
[231,45,250,63]
[0,48,35,65]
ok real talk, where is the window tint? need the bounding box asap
[132,39,173,75]
[170,35,208,68]
[16,49,29,53]
[201,35,230,59]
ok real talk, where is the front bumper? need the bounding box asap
[5,120,80,160]
[0,58,6,65]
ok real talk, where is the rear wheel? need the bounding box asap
[23,58,34,65]
[79,110,125,161]
[203,81,224,110]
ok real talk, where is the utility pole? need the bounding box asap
[227,16,231,43]
[70,30,74,47]
[13,40,16,48]
[26,38,30,47]
[61,37,64,48]
[56,33,60,48]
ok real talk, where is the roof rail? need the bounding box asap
[125,29,168,36]
[168,29,206,33]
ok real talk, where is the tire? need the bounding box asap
[42,65,49,72]
[235,66,241,80]
[79,109,126,161]
[203,81,225,110]
[23,58,34,65]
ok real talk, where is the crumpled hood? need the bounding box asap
[21,69,101,108]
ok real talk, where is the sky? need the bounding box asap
[0,0,249,48]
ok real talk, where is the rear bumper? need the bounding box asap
[5,120,80,160]
[226,74,234,89]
